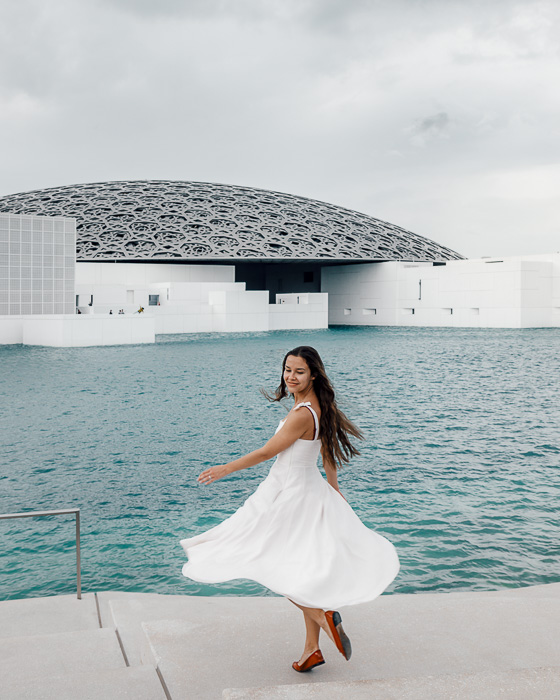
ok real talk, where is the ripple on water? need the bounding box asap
[0,327,559,600]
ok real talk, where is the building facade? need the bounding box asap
[323,254,560,329]
[0,180,557,346]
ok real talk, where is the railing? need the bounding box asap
[0,508,81,599]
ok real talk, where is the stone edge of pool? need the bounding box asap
[1,583,560,699]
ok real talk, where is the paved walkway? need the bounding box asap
[1,583,560,698]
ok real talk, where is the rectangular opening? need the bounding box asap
[402,308,415,315]
[148,294,159,306]
[126,289,134,304]
[362,308,377,315]
[470,307,480,315]
[443,308,453,315]
[343,308,351,316]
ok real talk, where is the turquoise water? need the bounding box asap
[1,327,559,601]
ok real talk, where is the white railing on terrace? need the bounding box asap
[0,508,81,599]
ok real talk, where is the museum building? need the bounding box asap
[0,180,558,346]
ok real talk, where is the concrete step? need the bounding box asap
[0,593,99,638]
[1,665,168,700]
[0,628,125,684]
[54,586,560,698]
[134,590,560,700]
[98,592,296,666]
[222,666,560,700]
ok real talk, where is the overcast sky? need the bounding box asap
[1,0,559,258]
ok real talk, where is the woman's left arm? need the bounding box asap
[321,448,346,501]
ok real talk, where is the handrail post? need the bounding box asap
[75,510,81,600]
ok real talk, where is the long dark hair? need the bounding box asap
[264,346,363,469]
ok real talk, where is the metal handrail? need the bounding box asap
[0,508,81,599]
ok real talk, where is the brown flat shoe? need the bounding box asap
[325,610,352,660]
[292,649,325,672]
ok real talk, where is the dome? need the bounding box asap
[0,180,463,263]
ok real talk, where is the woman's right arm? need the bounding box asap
[198,410,312,485]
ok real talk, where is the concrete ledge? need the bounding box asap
[136,586,560,699]
[0,628,125,683]
[223,667,560,700]
[2,665,167,700]
[2,584,560,699]
[0,592,98,638]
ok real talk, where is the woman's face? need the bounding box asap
[284,355,314,394]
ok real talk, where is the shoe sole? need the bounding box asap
[328,610,352,660]
[292,660,325,673]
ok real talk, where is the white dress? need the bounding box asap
[180,402,400,610]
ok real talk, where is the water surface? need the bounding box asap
[1,327,559,600]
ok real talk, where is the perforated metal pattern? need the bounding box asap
[0,181,463,263]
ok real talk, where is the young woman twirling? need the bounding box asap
[181,345,399,671]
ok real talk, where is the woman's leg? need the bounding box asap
[289,599,335,663]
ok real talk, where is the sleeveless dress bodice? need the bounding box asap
[180,402,399,610]
[267,404,323,490]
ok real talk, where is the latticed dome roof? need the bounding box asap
[0,180,463,263]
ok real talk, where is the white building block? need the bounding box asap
[0,317,24,344]
[21,315,155,347]
[323,254,560,329]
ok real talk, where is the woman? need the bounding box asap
[180,346,399,672]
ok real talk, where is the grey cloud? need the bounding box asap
[406,112,451,147]
[416,112,450,134]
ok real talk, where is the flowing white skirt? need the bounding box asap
[181,456,400,610]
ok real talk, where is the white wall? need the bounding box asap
[0,317,25,344]
[21,315,155,347]
[270,293,328,330]
[72,262,330,338]
[75,262,234,285]
[322,254,560,328]
[75,263,236,315]
[209,290,269,333]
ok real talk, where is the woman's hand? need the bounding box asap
[335,488,347,502]
[197,464,230,485]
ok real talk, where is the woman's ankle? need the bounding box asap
[302,645,319,656]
